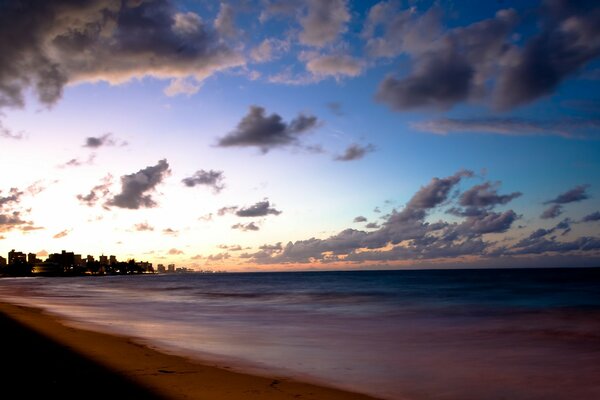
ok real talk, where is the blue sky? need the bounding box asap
[0,0,599,270]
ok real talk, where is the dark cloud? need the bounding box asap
[106,159,170,209]
[353,216,367,223]
[459,182,522,207]
[242,170,485,264]
[582,211,600,222]
[182,169,225,193]
[216,106,319,153]
[374,2,600,111]
[545,184,590,204]
[375,9,517,110]
[77,174,113,207]
[411,117,600,138]
[0,186,40,232]
[540,204,563,219]
[236,200,281,217]
[408,169,473,210]
[299,0,350,48]
[0,0,243,112]
[494,1,600,109]
[232,222,260,231]
[334,143,375,161]
[83,133,126,148]
[365,222,380,229]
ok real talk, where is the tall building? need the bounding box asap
[109,255,117,265]
[0,256,6,266]
[99,255,108,265]
[167,264,175,273]
[27,253,37,264]
[8,250,26,265]
[86,255,95,263]
[157,264,166,273]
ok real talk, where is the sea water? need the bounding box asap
[1,268,599,400]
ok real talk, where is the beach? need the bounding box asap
[0,301,378,400]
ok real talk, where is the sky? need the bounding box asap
[0,0,599,271]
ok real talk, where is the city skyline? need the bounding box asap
[1,0,600,271]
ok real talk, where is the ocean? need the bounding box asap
[1,268,599,400]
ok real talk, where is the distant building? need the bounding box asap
[137,261,153,273]
[99,255,108,265]
[167,264,175,273]
[109,255,117,265]
[8,250,26,265]
[27,253,38,264]
[74,254,84,267]
[157,264,166,273]
[86,255,95,263]
[0,256,6,266]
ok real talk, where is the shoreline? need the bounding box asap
[0,301,381,400]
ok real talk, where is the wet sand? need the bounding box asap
[0,301,380,400]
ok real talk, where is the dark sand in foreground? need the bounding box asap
[0,302,380,400]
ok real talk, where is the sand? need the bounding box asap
[0,301,380,400]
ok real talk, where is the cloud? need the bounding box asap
[217,244,243,251]
[334,143,375,161]
[217,206,238,216]
[77,174,113,207]
[365,222,380,229]
[59,153,96,168]
[0,121,24,140]
[182,170,225,193]
[299,0,350,48]
[545,184,590,204]
[106,159,170,209]
[133,222,154,231]
[36,250,48,257]
[493,2,600,109]
[84,133,126,148]
[375,8,518,111]
[163,228,179,236]
[581,211,600,222]
[0,186,41,232]
[236,200,281,217]
[216,106,319,153]
[53,229,71,239]
[363,2,443,59]
[214,2,237,38]
[353,216,367,223]
[206,252,231,261]
[370,2,600,111]
[163,77,202,96]
[459,182,522,207]
[411,117,600,138]
[540,204,563,219]
[0,0,244,112]
[168,248,184,255]
[251,38,290,63]
[232,222,260,231]
[305,54,364,79]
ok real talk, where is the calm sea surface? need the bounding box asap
[1,268,599,400]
